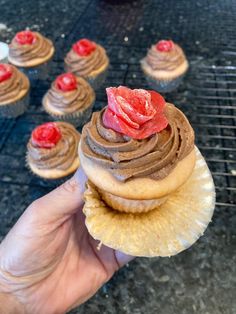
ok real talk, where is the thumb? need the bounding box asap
[27,167,87,224]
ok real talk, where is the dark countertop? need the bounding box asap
[0,1,235,313]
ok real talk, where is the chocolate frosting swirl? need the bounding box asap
[0,66,29,104]
[81,104,195,181]
[144,44,187,71]
[43,77,95,114]
[64,45,109,77]
[27,122,80,170]
[9,32,53,63]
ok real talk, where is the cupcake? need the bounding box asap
[27,122,80,179]
[64,38,109,90]
[43,73,95,128]
[79,86,215,257]
[141,40,189,92]
[8,30,55,81]
[0,64,30,118]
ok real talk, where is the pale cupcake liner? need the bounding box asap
[45,102,94,128]
[0,92,29,118]
[87,66,108,90]
[19,59,52,82]
[98,188,167,213]
[144,72,185,93]
[83,147,215,257]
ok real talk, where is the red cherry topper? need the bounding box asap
[72,39,96,57]
[0,64,13,83]
[103,86,168,139]
[55,73,77,92]
[14,31,36,45]
[32,122,62,149]
[156,40,174,52]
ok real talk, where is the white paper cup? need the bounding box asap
[0,42,9,63]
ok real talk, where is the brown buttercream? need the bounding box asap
[81,104,195,181]
[0,65,29,105]
[64,44,109,77]
[143,44,187,71]
[9,32,53,64]
[27,122,80,170]
[43,77,95,114]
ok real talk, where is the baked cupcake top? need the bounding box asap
[141,40,188,78]
[64,38,109,77]
[80,86,194,181]
[8,31,54,67]
[43,73,95,115]
[27,122,80,170]
[0,64,29,105]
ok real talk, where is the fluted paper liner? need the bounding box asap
[44,101,94,128]
[83,148,215,257]
[98,188,167,213]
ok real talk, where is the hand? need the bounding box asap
[0,168,133,314]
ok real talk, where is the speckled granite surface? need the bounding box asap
[0,0,236,313]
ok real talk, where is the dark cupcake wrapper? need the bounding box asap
[0,92,29,118]
[46,102,94,128]
[87,67,108,90]
[144,73,185,93]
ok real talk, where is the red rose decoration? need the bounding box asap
[15,31,36,45]
[0,64,13,83]
[103,86,168,139]
[156,40,174,52]
[32,122,62,149]
[72,39,96,56]
[55,73,77,92]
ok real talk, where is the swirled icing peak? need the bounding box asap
[64,40,109,77]
[28,122,80,170]
[144,40,187,72]
[0,64,29,104]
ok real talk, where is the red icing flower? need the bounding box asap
[55,73,77,92]
[103,86,168,139]
[72,39,96,56]
[14,31,36,45]
[32,122,62,149]
[0,64,13,83]
[156,40,174,52]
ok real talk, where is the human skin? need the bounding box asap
[0,168,133,314]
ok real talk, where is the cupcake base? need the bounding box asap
[0,93,29,118]
[98,188,167,213]
[145,73,185,93]
[83,148,215,257]
[87,67,108,90]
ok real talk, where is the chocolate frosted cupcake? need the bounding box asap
[79,86,215,257]
[141,40,188,92]
[0,64,30,118]
[27,122,80,179]
[8,30,55,81]
[64,38,109,90]
[43,73,95,127]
